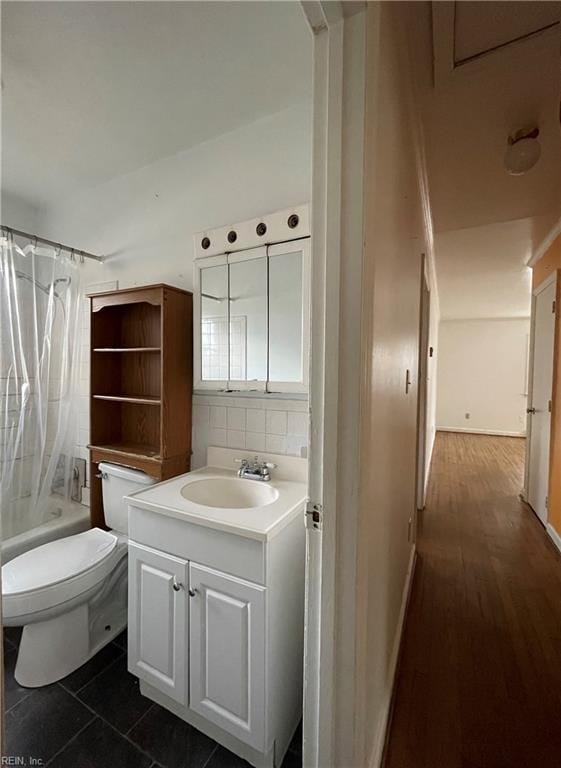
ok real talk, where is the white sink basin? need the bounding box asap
[180,477,279,509]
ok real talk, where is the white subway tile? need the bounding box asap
[227,408,245,431]
[208,428,227,447]
[227,430,245,449]
[288,412,308,436]
[193,404,210,426]
[286,434,308,458]
[266,410,287,435]
[245,409,265,433]
[210,406,227,429]
[245,432,265,451]
[243,398,268,410]
[265,434,287,454]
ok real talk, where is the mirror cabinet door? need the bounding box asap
[228,254,268,384]
[200,263,229,382]
[268,244,305,384]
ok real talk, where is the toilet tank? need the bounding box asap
[99,462,156,534]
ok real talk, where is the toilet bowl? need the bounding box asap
[1,462,155,687]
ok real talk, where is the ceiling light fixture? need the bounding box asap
[504,127,541,176]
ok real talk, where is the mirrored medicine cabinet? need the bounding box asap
[193,238,310,393]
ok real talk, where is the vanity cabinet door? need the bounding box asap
[128,542,188,705]
[189,563,266,750]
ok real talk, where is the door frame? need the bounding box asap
[416,256,431,511]
[524,269,557,511]
[300,3,367,767]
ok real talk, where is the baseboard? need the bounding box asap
[368,545,417,768]
[547,523,561,554]
[437,427,526,438]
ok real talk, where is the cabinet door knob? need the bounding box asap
[172,578,183,592]
[188,588,198,598]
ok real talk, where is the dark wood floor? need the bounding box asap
[384,432,561,768]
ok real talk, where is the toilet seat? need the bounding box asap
[2,528,126,621]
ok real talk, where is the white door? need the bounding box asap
[416,263,431,511]
[128,542,188,704]
[527,277,556,524]
[189,563,266,750]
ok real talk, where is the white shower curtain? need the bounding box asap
[0,233,82,539]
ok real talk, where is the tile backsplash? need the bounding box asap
[192,393,309,469]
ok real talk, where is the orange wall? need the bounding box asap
[533,235,561,535]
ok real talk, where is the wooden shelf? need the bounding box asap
[93,347,161,353]
[89,284,193,529]
[89,442,161,461]
[92,394,161,405]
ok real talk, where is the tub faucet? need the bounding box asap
[236,456,276,482]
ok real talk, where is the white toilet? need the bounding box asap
[2,462,155,687]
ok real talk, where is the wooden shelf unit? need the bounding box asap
[93,347,161,353]
[88,284,193,528]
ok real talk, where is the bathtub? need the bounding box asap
[2,495,91,563]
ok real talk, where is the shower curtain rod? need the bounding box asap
[1,225,104,263]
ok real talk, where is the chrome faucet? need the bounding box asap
[236,456,276,482]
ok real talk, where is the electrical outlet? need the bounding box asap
[465,412,470,420]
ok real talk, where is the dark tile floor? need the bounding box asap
[3,628,302,768]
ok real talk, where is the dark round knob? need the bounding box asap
[227,230,237,244]
[256,222,267,237]
[287,214,299,229]
[201,237,210,250]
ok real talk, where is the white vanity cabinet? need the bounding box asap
[128,544,188,705]
[189,563,266,750]
[126,492,305,768]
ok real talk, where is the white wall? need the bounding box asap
[350,4,432,765]
[1,191,41,232]
[437,318,530,436]
[34,104,311,480]
[37,103,311,291]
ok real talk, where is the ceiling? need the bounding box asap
[427,1,561,235]
[1,2,312,210]
[453,1,560,64]
[424,1,560,319]
[435,219,533,320]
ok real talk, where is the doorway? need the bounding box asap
[526,273,556,525]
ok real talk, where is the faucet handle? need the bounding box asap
[263,462,277,469]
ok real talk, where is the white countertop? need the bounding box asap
[125,465,308,542]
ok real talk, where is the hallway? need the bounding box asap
[384,432,561,768]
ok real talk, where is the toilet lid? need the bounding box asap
[2,528,118,595]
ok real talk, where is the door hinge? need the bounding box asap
[553,300,557,314]
[546,495,549,510]
[305,501,323,530]
[549,399,553,413]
